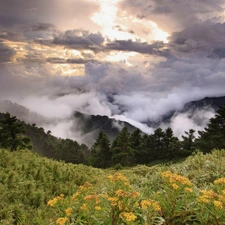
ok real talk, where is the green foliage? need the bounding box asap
[0,113,32,151]
[196,104,225,153]
[47,150,225,225]
[111,127,134,166]
[23,122,90,164]
[90,131,112,168]
[0,148,103,224]
[2,148,225,224]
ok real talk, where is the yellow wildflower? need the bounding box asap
[222,190,225,195]
[198,196,210,203]
[56,217,68,225]
[140,199,161,211]
[130,191,140,198]
[218,195,225,205]
[184,188,193,193]
[47,198,58,207]
[72,192,80,200]
[214,178,225,186]
[80,203,87,211]
[214,200,223,210]
[94,206,101,211]
[65,207,73,216]
[201,190,217,198]
[108,173,128,182]
[84,194,99,202]
[115,189,128,197]
[160,171,192,186]
[47,194,66,207]
[171,183,179,190]
[152,201,161,211]
[79,182,92,191]
[120,212,137,222]
[118,200,123,210]
[108,197,118,206]
[141,200,151,209]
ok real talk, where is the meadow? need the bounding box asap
[1,148,225,224]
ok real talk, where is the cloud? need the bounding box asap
[1,0,225,145]
[0,0,100,30]
[106,40,168,56]
[169,22,225,58]
[46,57,100,64]
[31,23,55,31]
[0,42,16,62]
[161,107,215,139]
[0,31,23,42]
[52,30,105,50]
[118,0,225,32]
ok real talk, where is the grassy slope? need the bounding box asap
[1,149,225,224]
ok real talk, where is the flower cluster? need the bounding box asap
[65,207,73,216]
[140,199,161,211]
[214,177,225,186]
[160,171,192,190]
[47,194,64,207]
[198,187,225,210]
[119,211,137,222]
[108,173,129,184]
[56,217,67,225]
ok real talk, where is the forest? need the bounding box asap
[1,104,225,168]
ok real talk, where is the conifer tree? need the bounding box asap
[196,105,225,153]
[130,129,143,164]
[0,113,32,151]
[91,131,111,168]
[111,127,134,166]
[181,129,196,153]
[163,127,180,159]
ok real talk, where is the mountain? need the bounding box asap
[183,96,225,111]
[146,96,225,127]
[72,111,136,142]
[0,100,137,147]
[1,96,225,146]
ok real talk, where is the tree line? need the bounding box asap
[1,104,225,168]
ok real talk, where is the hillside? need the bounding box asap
[1,148,225,224]
[1,96,225,144]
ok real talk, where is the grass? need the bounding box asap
[1,149,225,224]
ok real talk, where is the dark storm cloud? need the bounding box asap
[169,22,225,58]
[0,0,100,30]
[118,0,225,31]
[36,29,170,57]
[0,31,23,42]
[46,57,99,64]
[106,40,169,56]
[31,23,55,31]
[52,30,105,49]
[0,42,15,63]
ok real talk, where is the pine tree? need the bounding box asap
[0,113,32,151]
[130,129,142,164]
[91,131,111,168]
[181,129,196,153]
[111,127,134,166]
[163,127,180,159]
[196,105,225,153]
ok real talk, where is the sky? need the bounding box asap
[1,0,225,141]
